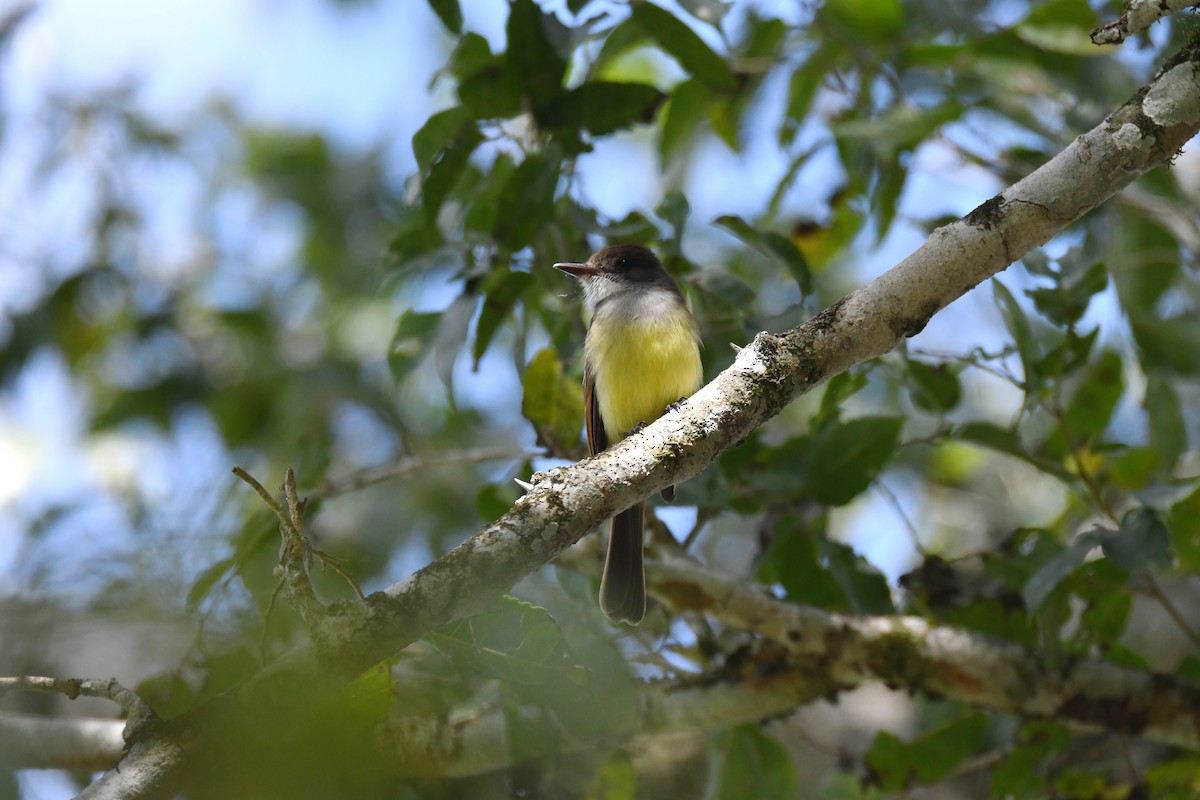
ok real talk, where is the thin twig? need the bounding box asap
[317,448,541,498]
[0,676,156,729]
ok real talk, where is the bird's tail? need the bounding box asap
[599,503,645,625]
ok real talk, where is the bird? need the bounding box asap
[554,245,703,624]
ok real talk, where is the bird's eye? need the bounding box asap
[618,257,628,268]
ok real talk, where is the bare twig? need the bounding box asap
[317,448,540,498]
[0,676,156,732]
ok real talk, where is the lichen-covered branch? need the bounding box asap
[1092,0,1199,45]
[79,33,1200,800]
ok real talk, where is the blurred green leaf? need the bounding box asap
[820,0,903,46]
[1102,508,1171,573]
[474,269,533,368]
[990,722,1071,798]
[495,154,561,251]
[1146,374,1187,471]
[1167,487,1200,573]
[522,348,584,453]
[1014,0,1098,56]
[713,214,812,295]
[630,1,737,90]
[1081,590,1131,645]
[907,360,961,413]
[1025,261,1107,326]
[760,522,853,611]
[542,81,664,138]
[430,596,567,686]
[1023,536,1093,613]
[707,725,798,800]
[587,751,637,800]
[420,124,483,225]
[186,557,236,611]
[993,280,1042,395]
[1131,314,1200,375]
[426,0,463,34]
[388,310,442,381]
[866,712,988,790]
[507,0,568,117]
[661,77,709,164]
[818,368,869,423]
[822,536,894,614]
[806,416,903,506]
[412,106,471,172]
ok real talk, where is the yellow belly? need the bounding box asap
[588,317,703,441]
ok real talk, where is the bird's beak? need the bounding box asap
[553,261,599,279]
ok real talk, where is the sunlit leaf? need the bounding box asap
[629,1,737,89]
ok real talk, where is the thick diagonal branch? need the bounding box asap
[83,36,1200,800]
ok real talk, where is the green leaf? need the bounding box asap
[866,713,988,790]
[457,67,522,119]
[1043,348,1122,454]
[706,726,798,800]
[430,596,566,686]
[420,124,483,225]
[388,310,441,381]
[426,0,462,34]
[412,106,471,172]
[476,481,521,522]
[507,0,568,115]
[541,81,664,138]
[656,190,690,249]
[1146,374,1187,471]
[834,102,964,157]
[1022,536,1094,613]
[993,280,1042,394]
[1023,509,1169,613]
[1081,590,1131,645]
[1167,487,1200,573]
[821,537,894,614]
[1025,261,1108,326]
[186,557,236,610]
[713,214,812,295]
[495,154,561,251]
[907,360,961,413]
[474,269,533,368]
[1131,313,1200,375]
[760,522,853,611]
[522,348,584,452]
[1014,0,1098,56]
[661,77,710,164]
[587,752,637,800]
[990,722,1071,798]
[1101,508,1171,573]
[629,1,737,90]
[805,416,903,506]
[448,31,495,78]
[551,622,639,741]
[780,44,834,146]
[820,0,903,46]
[818,368,869,423]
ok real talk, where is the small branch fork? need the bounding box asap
[232,467,364,638]
[0,676,156,738]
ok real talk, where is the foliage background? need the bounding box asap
[1,0,1199,797]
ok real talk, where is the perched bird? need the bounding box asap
[554,245,703,624]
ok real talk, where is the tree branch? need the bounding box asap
[0,711,125,771]
[1092,0,1199,45]
[83,34,1200,799]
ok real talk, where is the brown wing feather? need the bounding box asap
[583,363,608,456]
